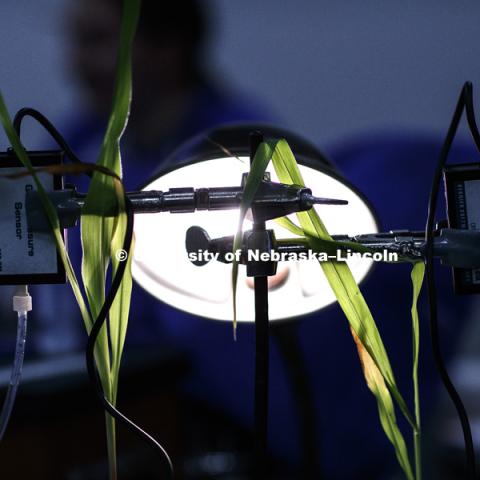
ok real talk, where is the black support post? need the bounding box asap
[250,131,270,479]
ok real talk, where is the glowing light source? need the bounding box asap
[132,125,378,322]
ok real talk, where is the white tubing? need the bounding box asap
[0,286,31,441]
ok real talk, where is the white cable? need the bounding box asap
[0,285,31,441]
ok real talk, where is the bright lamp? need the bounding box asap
[132,124,379,322]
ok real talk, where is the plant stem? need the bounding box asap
[106,413,117,480]
[413,375,421,480]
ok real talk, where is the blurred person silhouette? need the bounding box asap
[31,0,274,354]
[13,0,477,478]
[64,0,273,189]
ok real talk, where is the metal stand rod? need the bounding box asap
[250,131,270,478]
[254,262,270,478]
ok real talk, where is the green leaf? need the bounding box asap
[411,261,425,480]
[1,2,139,476]
[269,139,417,478]
[352,329,414,480]
[79,0,140,477]
[274,216,304,236]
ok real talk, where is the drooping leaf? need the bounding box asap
[271,141,413,408]
[352,329,414,479]
[269,139,417,478]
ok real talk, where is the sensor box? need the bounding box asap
[444,162,480,294]
[0,149,65,285]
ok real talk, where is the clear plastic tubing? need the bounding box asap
[0,287,30,441]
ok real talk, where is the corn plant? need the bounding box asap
[233,139,425,479]
[0,0,140,478]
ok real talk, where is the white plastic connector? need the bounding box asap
[12,285,32,313]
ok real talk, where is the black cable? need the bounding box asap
[13,107,92,177]
[425,82,476,479]
[464,84,480,153]
[85,196,174,479]
[14,108,174,478]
